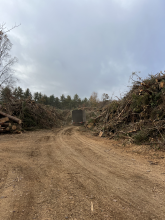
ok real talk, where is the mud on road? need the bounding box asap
[0,126,165,220]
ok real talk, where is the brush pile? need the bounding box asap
[0,97,66,132]
[86,72,165,148]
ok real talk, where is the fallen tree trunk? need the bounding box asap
[0,117,9,123]
[0,123,11,127]
[0,111,22,124]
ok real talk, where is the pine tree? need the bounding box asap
[65,95,72,109]
[73,94,81,108]
[60,94,66,109]
[24,88,32,99]
[54,97,61,109]
[0,86,13,103]
[13,86,24,99]
[49,95,55,106]
[33,92,39,102]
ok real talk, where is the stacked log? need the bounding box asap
[0,113,22,134]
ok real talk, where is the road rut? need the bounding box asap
[0,126,165,219]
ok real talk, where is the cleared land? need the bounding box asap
[0,126,165,219]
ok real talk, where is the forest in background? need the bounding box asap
[0,86,110,109]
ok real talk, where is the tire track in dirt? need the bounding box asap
[54,128,128,219]
[55,126,165,219]
[0,130,60,220]
[0,127,165,219]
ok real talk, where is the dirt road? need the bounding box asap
[0,126,165,220]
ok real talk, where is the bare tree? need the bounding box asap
[101,93,109,102]
[89,92,99,107]
[0,23,20,89]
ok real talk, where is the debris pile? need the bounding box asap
[86,72,165,147]
[0,97,66,131]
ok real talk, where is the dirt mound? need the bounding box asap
[86,72,165,148]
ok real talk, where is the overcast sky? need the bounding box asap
[1,0,165,99]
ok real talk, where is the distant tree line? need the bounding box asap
[0,86,110,109]
[0,86,95,109]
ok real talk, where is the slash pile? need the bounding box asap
[86,72,165,148]
[0,97,66,132]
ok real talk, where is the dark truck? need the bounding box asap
[72,110,86,125]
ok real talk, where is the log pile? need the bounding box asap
[86,72,165,148]
[0,97,66,131]
[0,112,22,134]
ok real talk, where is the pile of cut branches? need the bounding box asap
[86,72,165,148]
[1,97,66,130]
